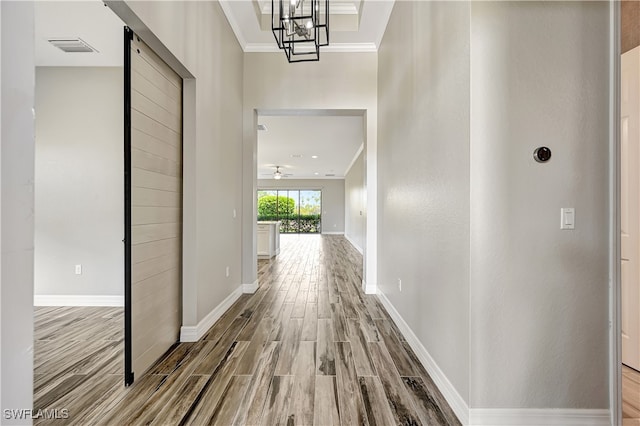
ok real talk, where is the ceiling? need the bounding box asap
[258,115,364,180]
[219,0,395,52]
[35,1,124,67]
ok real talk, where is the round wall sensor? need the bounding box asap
[533,147,552,163]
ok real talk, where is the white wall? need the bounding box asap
[35,67,123,302]
[113,1,244,326]
[469,1,610,409]
[1,2,34,422]
[243,53,377,289]
[257,179,345,234]
[377,0,471,408]
[345,150,364,252]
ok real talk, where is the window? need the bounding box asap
[257,189,322,233]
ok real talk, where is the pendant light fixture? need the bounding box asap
[272,0,329,63]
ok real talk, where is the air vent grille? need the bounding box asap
[48,38,98,53]
[325,173,335,177]
[257,124,268,131]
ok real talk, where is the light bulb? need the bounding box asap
[306,20,313,29]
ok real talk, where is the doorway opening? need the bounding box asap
[252,110,369,288]
[32,0,126,413]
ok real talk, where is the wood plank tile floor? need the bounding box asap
[624,364,640,425]
[34,234,461,425]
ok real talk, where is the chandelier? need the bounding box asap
[272,0,329,63]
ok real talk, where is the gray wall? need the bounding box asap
[378,1,471,404]
[117,1,244,326]
[258,179,345,234]
[469,1,609,408]
[35,67,123,299]
[378,0,610,412]
[1,2,35,421]
[345,150,364,252]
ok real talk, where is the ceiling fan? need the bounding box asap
[259,166,293,180]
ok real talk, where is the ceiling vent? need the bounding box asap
[257,124,268,131]
[325,173,335,177]
[48,38,98,53]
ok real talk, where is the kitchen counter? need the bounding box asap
[257,221,281,259]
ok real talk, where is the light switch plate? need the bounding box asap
[561,208,575,230]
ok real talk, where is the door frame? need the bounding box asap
[611,1,622,425]
[123,26,134,386]
[106,1,197,386]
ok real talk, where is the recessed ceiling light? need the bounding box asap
[314,172,319,175]
[311,155,318,159]
[291,154,303,158]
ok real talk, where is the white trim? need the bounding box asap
[324,43,378,52]
[34,294,124,307]
[609,3,621,425]
[243,280,259,294]
[344,143,364,176]
[377,290,469,425]
[244,42,378,53]
[244,43,280,53]
[468,409,610,426]
[261,2,358,15]
[362,280,376,295]
[374,0,396,49]
[179,285,243,342]
[322,231,344,235]
[218,0,248,51]
[344,233,363,255]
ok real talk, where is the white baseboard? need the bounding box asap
[180,285,243,342]
[377,290,470,425]
[34,294,124,307]
[321,231,344,235]
[344,234,363,254]
[362,280,376,294]
[468,409,611,425]
[377,290,610,426]
[243,280,259,294]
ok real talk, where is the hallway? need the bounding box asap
[34,235,460,425]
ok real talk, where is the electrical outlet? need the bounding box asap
[75,264,82,275]
[225,266,230,277]
[398,278,402,292]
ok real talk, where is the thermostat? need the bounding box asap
[533,147,552,163]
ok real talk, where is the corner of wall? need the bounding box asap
[376,288,470,425]
[180,284,243,342]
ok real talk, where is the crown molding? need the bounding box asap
[344,143,364,176]
[245,43,281,53]
[244,42,377,53]
[324,42,377,52]
[261,2,359,15]
[219,0,249,50]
